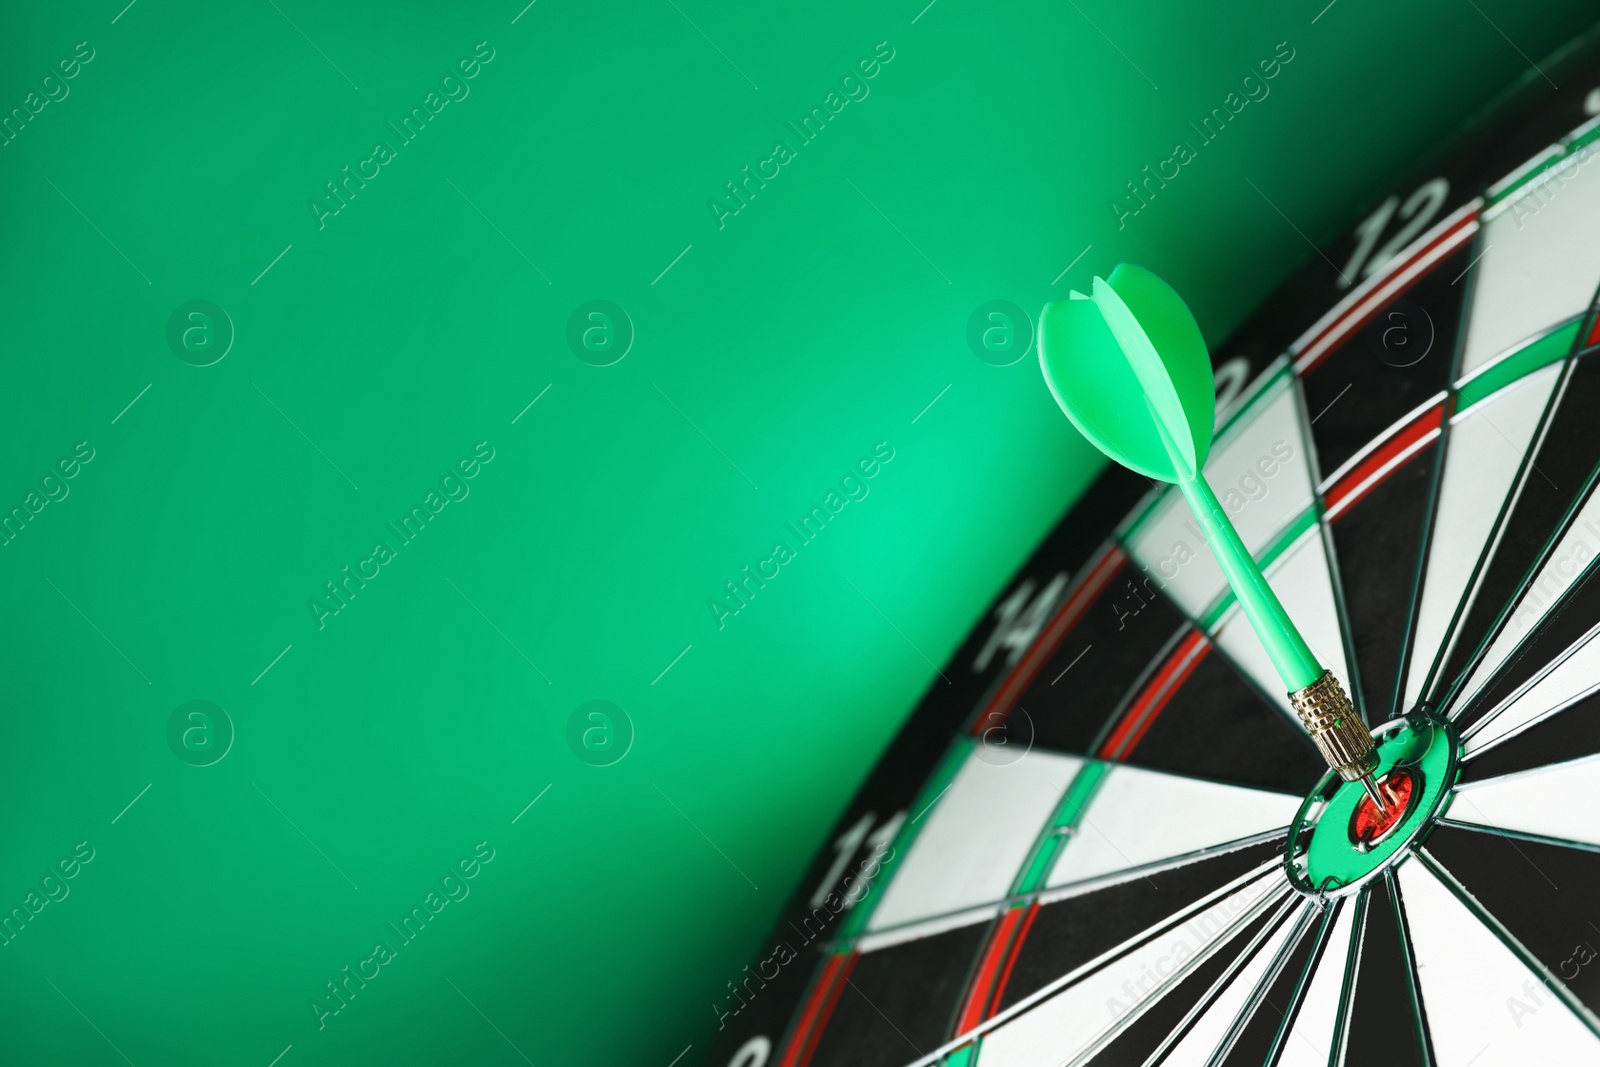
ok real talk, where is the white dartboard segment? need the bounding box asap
[866,748,1082,933]
[1457,478,1600,710]
[1046,763,1300,889]
[1459,147,1600,377]
[1157,903,1312,1067]
[1451,752,1600,848]
[1404,364,1562,711]
[974,873,1287,1067]
[1465,622,1600,757]
[1211,525,1350,717]
[1276,900,1358,1067]
[1398,856,1600,1066]
[1126,377,1314,620]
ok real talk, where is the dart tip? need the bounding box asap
[1358,773,1388,813]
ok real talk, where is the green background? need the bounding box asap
[0,1,1594,1064]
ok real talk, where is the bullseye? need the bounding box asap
[1349,767,1417,849]
[1288,716,1459,897]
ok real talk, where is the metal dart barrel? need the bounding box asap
[1288,670,1385,809]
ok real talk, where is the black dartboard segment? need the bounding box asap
[1298,243,1464,481]
[705,24,1600,1067]
[1460,689,1600,782]
[1083,906,1271,1067]
[1423,826,1600,1019]
[1009,565,1188,758]
[806,923,986,1067]
[996,840,1284,1014]
[1109,638,1326,795]
[1438,346,1600,703]
[1326,434,1440,720]
[1456,560,1600,734]
[1216,904,1328,1066]
[1343,877,1430,1067]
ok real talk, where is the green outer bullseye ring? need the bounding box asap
[1286,714,1460,897]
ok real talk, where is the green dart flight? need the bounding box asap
[1039,263,1387,809]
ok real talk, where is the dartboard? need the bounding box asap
[706,29,1600,1067]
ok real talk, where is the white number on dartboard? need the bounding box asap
[726,1036,772,1067]
[1338,178,1449,288]
[974,572,1070,672]
[808,810,905,908]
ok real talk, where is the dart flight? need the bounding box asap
[1039,263,1385,807]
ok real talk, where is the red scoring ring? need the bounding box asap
[1348,768,1416,847]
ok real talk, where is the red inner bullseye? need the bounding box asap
[1349,769,1415,847]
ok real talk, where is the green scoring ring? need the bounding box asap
[1285,714,1460,898]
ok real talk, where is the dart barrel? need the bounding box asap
[1288,671,1381,782]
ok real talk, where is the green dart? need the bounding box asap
[1038,263,1386,810]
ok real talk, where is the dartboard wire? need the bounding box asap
[956,538,1129,743]
[834,828,1291,956]
[1431,299,1600,721]
[1104,542,1328,757]
[904,881,1286,1067]
[892,869,1292,1067]
[1003,760,1116,901]
[1408,119,1600,713]
[1040,827,1293,906]
[1414,318,1595,717]
[1315,390,1449,505]
[940,919,997,1061]
[1098,894,1308,1067]
[1059,893,1309,1067]
[1433,816,1600,860]
[1411,846,1600,1041]
[1281,194,1486,726]
[1453,624,1600,757]
[1289,368,1370,722]
[1080,620,1197,761]
[833,720,1297,965]
[1100,360,1348,751]
[832,735,975,943]
[1288,200,1482,378]
[1100,522,1341,762]
[765,540,1127,1062]
[771,947,854,1067]
[1260,898,1344,1067]
[1383,221,1474,723]
[1200,901,1324,1067]
[1384,865,1439,1067]
[1430,353,1583,712]
[1327,885,1371,1067]
[1456,745,1600,789]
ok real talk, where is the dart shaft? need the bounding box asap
[1177,472,1382,784]
[1176,473,1322,691]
